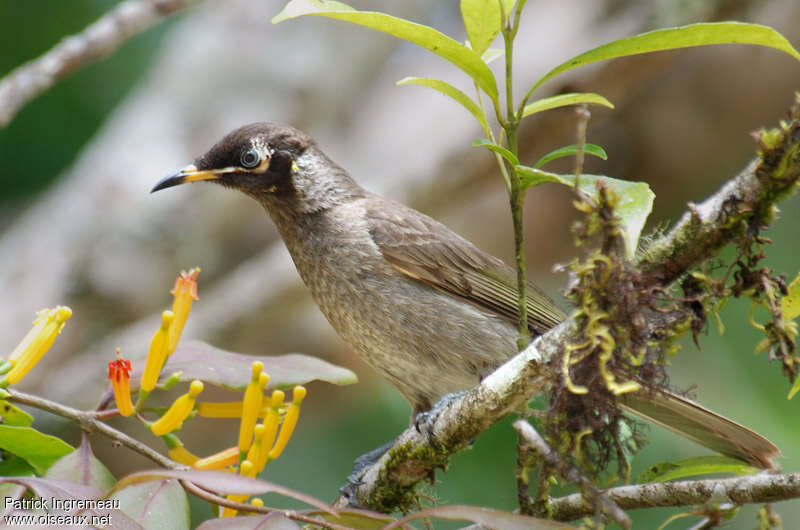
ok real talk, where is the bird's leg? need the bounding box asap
[340,439,396,506]
[413,389,470,447]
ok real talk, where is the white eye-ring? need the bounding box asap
[240,148,261,169]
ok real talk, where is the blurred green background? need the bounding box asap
[1,0,799,528]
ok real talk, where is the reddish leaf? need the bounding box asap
[114,469,335,515]
[111,479,189,530]
[130,340,357,391]
[45,436,116,492]
[196,512,301,529]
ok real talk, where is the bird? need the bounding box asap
[152,122,779,469]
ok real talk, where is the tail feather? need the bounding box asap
[620,390,780,470]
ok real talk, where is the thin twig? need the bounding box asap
[513,419,631,529]
[0,0,193,128]
[6,388,177,469]
[545,472,800,522]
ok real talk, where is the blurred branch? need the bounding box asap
[545,472,800,522]
[0,0,193,128]
[336,98,800,514]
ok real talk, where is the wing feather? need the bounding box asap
[367,201,565,334]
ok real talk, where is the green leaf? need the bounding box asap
[131,340,358,391]
[534,143,608,168]
[0,401,34,426]
[273,0,498,100]
[473,138,519,165]
[521,92,614,118]
[0,456,36,477]
[0,425,73,474]
[531,22,800,93]
[397,77,487,131]
[45,436,116,492]
[515,167,654,258]
[112,479,190,530]
[481,47,504,65]
[636,456,757,483]
[782,271,800,321]
[460,0,503,55]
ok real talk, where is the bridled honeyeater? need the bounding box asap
[152,122,779,469]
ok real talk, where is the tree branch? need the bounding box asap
[0,0,192,128]
[336,97,800,514]
[638,101,800,285]
[6,388,178,470]
[545,472,800,522]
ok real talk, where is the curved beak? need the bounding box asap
[151,164,220,193]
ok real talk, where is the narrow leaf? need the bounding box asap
[397,77,487,131]
[531,22,800,92]
[636,456,757,483]
[521,92,614,118]
[481,47,504,65]
[515,167,654,258]
[534,143,608,168]
[130,340,357,391]
[273,0,498,99]
[461,0,503,55]
[0,425,73,474]
[473,138,519,165]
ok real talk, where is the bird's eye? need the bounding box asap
[240,149,261,169]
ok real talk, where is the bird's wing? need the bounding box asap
[366,200,566,334]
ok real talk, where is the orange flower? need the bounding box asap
[108,349,134,417]
[167,268,200,355]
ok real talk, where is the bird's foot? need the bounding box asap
[339,440,395,507]
[414,389,470,448]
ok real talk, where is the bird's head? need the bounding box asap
[152,122,360,212]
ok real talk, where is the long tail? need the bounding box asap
[619,389,780,469]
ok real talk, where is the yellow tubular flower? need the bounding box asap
[250,498,264,507]
[169,445,199,466]
[246,424,266,470]
[167,268,200,355]
[193,446,239,470]
[237,362,268,455]
[108,349,134,417]
[6,306,72,385]
[267,386,306,461]
[257,390,284,472]
[140,311,175,393]
[150,380,204,436]
[221,460,254,517]
[196,401,272,418]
